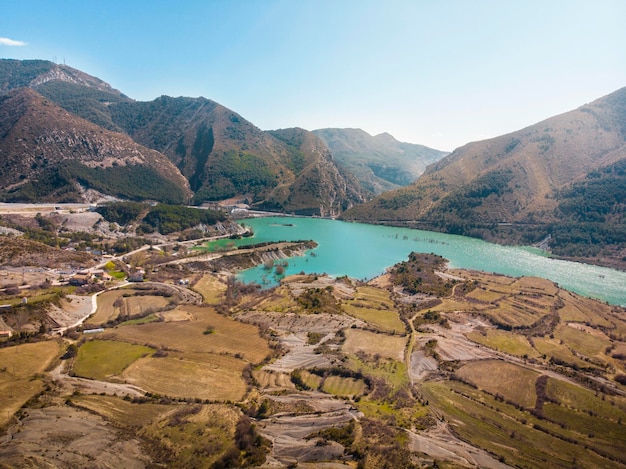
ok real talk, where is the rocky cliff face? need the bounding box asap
[267,128,366,217]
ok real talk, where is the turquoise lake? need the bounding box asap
[231,217,626,306]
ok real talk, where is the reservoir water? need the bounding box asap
[229,217,626,306]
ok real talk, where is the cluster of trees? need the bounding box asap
[95,201,145,225]
[3,161,189,205]
[296,286,339,314]
[194,150,277,203]
[556,160,626,224]
[69,162,189,204]
[96,202,226,236]
[142,204,226,235]
[389,252,452,297]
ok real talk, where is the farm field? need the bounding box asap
[192,273,227,304]
[0,341,59,427]
[341,286,404,334]
[466,329,540,358]
[72,394,172,427]
[421,380,625,468]
[321,375,368,397]
[102,305,270,364]
[90,288,170,325]
[455,360,540,408]
[73,339,154,380]
[2,248,626,468]
[342,328,406,361]
[532,336,592,369]
[122,351,248,401]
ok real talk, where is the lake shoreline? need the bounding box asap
[233,216,626,306]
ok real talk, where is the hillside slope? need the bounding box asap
[0,59,132,132]
[109,97,366,215]
[314,128,447,194]
[268,128,365,216]
[0,60,366,215]
[0,88,192,204]
[343,87,626,266]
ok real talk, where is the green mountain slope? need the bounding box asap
[313,128,447,194]
[0,60,366,215]
[343,87,626,267]
[0,88,192,204]
[0,59,132,132]
[108,97,366,215]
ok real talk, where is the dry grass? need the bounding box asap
[123,352,247,401]
[91,289,170,325]
[466,288,505,303]
[192,273,227,305]
[71,394,172,427]
[342,303,405,334]
[0,341,59,426]
[103,305,270,364]
[253,370,295,389]
[343,329,406,362]
[299,370,323,390]
[511,276,559,296]
[466,329,540,358]
[555,324,610,359]
[557,290,613,327]
[431,297,478,313]
[456,360,540,408]
[90,289,128,324]
[532,337,591,368]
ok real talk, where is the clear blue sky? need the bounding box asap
[2,0,625,151]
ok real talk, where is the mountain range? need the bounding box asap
[0,59,444,216]
[1,58,624,266]
[0,60,365,215]
[344,87,626,265]
[313,128,447,195]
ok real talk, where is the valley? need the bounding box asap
[0,203,625,467]
[0,57,625,468]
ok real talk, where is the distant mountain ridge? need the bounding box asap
[0,59,366,215]
[313,128,447,195]
[343,87,626,267]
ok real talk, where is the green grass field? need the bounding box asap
[322,375,368,397]
[73,339,154,380]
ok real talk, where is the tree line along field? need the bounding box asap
[1,252,626,468]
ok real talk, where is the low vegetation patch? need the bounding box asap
[73,339,154,380]
[389,252,454,296]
